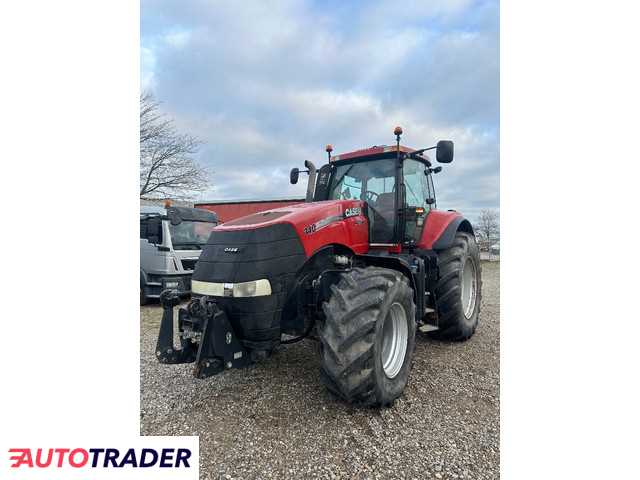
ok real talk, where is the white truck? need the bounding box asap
[140,205,218,304]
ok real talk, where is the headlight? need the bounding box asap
[191,279,272,297]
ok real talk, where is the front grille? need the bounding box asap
[193,223,307,346]
[181,259,198,271]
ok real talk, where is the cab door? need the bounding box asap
[402,159,432,243]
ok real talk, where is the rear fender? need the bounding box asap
[432,217,474,250]
[418,210,474,250]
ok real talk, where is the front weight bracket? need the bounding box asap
[191,299,251,379]
[155,289,197,364]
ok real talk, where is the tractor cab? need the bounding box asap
[294,127,453,247]
[319,149,436,245]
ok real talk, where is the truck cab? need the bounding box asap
[140,205,218,304]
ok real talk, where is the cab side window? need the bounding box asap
[403,159,431,242]
[403,159,430,209]
[427,172,436,209]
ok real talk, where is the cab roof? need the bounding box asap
[329,144,428,164]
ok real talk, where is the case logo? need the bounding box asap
[344,207,361,218]
[224,247,240,253]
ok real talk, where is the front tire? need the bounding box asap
[431,231,482,341]
[318,267,416,406]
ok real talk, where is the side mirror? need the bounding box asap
[290,167,299,184]
[436,140,454,163]
[146,217,163,244]
[426,198,436,205]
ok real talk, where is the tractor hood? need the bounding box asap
[217,200,357,229]
[192,199,368,347]
[213,199,370,257]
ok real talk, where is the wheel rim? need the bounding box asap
[381,302,408,379]
[461,257,477,319]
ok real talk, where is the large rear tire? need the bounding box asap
[431,231,482,341]
[318,267,416,406]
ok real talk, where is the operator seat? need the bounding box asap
[370,192,395,243]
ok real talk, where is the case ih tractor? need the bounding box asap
[156,127,481,407]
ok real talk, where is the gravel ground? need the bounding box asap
[141,261,499,480]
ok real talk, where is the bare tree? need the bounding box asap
[140,92,209,200]
[474,209,500,248]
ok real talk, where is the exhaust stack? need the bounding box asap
[304,160,316,202]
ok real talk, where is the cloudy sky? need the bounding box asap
[141,0,499,220]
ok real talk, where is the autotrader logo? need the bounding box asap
[8,448,192,469]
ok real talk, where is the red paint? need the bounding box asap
[212,200,370,257]
[195,199,305,223]
[417,209,462,249]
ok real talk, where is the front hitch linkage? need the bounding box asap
[156,289,250,378]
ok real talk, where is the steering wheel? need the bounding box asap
[364,190,379,203]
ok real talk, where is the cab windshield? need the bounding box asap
[169,221,217,249]
[328,158,397,242]
[328,159,396,202]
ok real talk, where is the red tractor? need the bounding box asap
[156,127,481,407]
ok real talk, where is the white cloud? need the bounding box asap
[284,89,382,121]
[140,45,156,90]
[164,29,191,48]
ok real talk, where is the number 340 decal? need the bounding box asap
[303,208,362,235]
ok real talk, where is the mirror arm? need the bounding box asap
[412,145,436,155]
